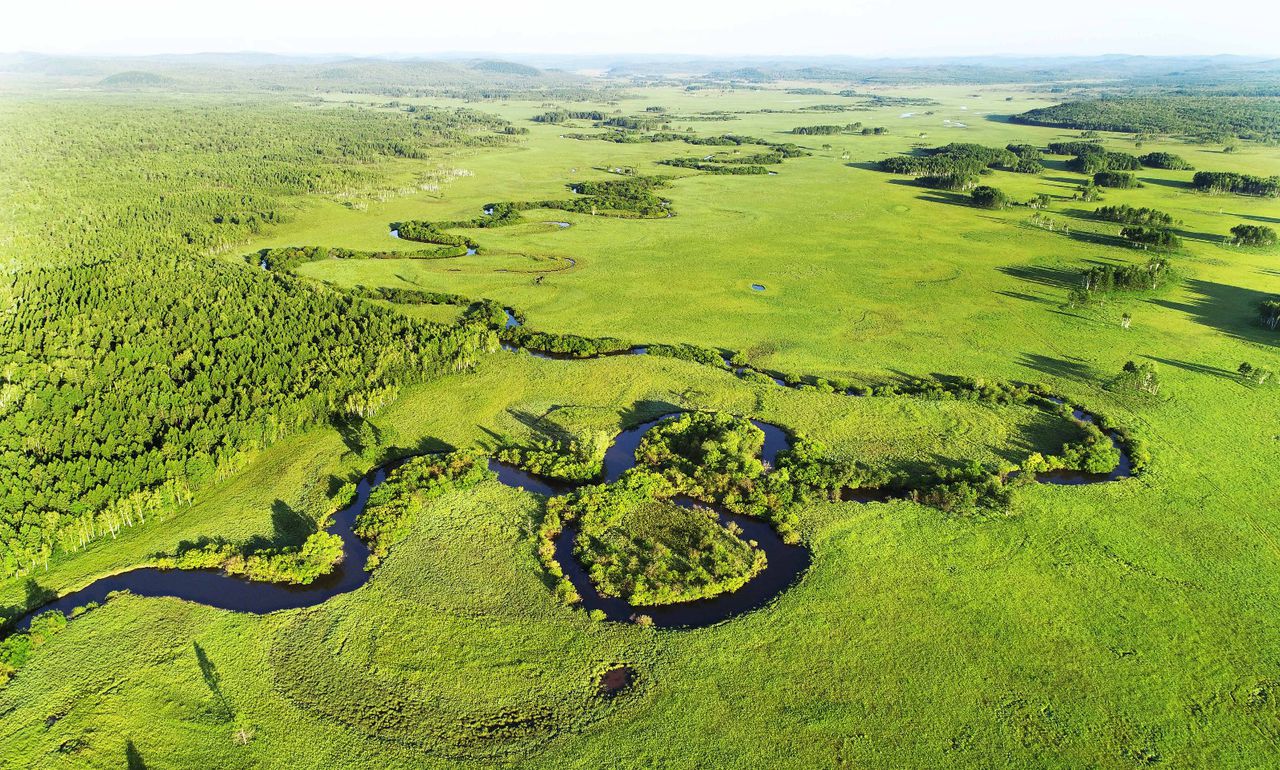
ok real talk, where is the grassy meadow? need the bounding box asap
[3,82,1280,769]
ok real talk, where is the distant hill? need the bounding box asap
[98,70,176,88]
[471,60,542,76]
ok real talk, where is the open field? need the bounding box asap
[3,78,1280,769]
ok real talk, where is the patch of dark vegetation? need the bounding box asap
[354,451,491,568]
[877,142,1041,188]
[392,221,482,248]
[1046,140,1105,157]
[254,244,467,272]
[1231,224,1278,246]
[1261,298,1280,330]
[1139,151,1193,170]
[1068,257,1175,305]
[532,109,608,124]
[1068,149,1142,174]
[502,327,633,358]
[1093,171,1139,188]
[1119,226,1182,249]
[790,123,884,135]
[598,665,635,696]
[971,185,1010,209]
[1192,171,1280,197]
[1012,96,1280,141]
[345,285,508,329]
[98,70,176,88]
[1093,204,1179,228]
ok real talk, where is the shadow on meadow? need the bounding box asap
[0,579,57,629]
[995,289,1057,306]
[1016,352,1099,385]
[1172,226,1227,244]
[1233,212,1280,225]
[1138,176,1193,191]
[1148,278,1278,347]
[125,740,148,770]
[1141,355,1240,381]
[164,498,317,561]
[997,263,1079,289]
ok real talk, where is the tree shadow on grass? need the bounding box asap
[193,642,233,721]
[168,498,315,560]
[1148,278,1279,347]
[381,435,453,463]
[998,264,1079,289]
[125,740,148,770]
[1172,227,1227,244]
[844,161,882,171]
[1016,352,1099,385]
[1141,355,1240,381]
[1232,212,1280,225]
[619,399,682,427]
[994,408,1089,464]
[508,406,579,445]
[915,191,974,208]
[331,413,383,458]
[1139,177,1192,191]
[995,289,1058,306]
[1065,228,1128,248]
[0,579,57,629]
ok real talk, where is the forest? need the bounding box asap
[1192,170,1280,196]
[0,99,503,578]
[1012,96,1280,139]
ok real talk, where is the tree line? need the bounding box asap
[1012,96,1280,141]
[1192,171,1280,197]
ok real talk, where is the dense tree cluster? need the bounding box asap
[1012,96,1280,140]
[879,142,1040,184]
[389,221,481,248]
[1138,152,1194,170]
[1260,299,1280,330]
[658,158,770,174]
[344,285,508,328]
[1094,205,1178,227]
[1120,226,1182,249]
[0,99,502,578]
[255,244,466,272]
[531,109,607,123]
[1094,171,1139,188]
[971,185,1010,209]
[1114,361,1161,395]
[1231,224,1278,246]
[1192,171,1280,197]
[1079,257,1174,294]
[502,327,634,357]
[1069,149,1142,174]
[1006,143,1043,161]
[789,124,873,135]
[1046,140,1105,156]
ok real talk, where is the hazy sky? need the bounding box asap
[5,0,1277,58]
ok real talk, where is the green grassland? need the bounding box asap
[3,82,1280,768]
